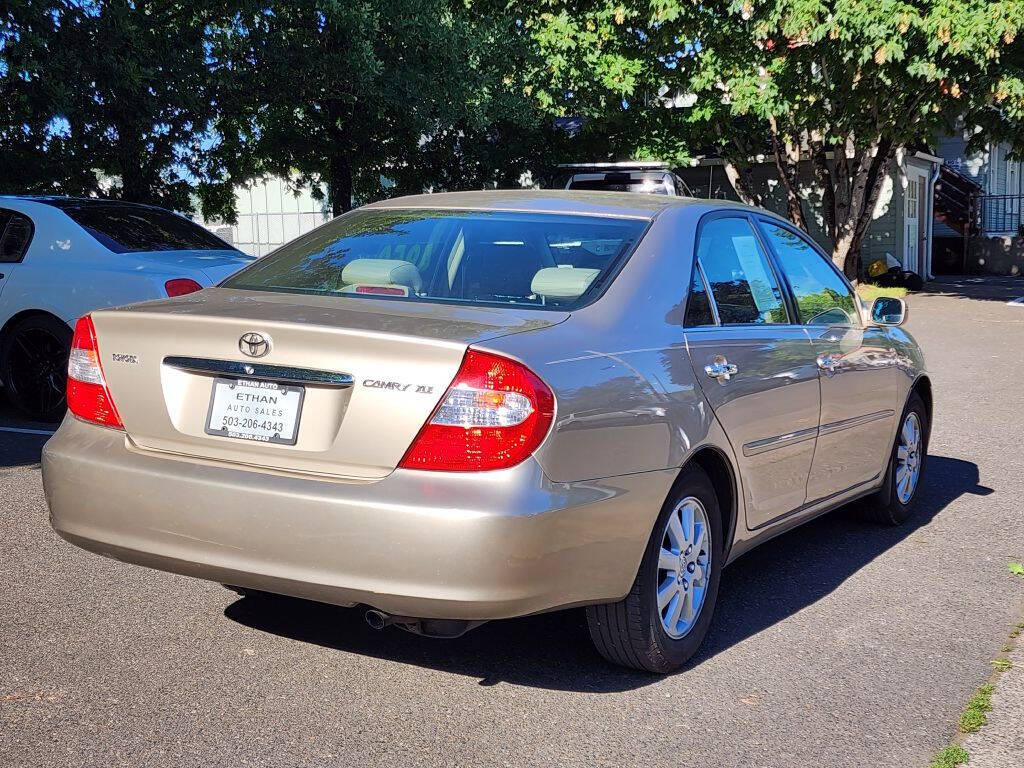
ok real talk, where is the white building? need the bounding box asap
[200,177,331,257]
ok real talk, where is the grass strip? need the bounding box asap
[857,283,909,303]
[928,745,969,768]
[958,683,995,733]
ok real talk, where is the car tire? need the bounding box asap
[0,314,73,423]
[586,463,723,673]
[865,391,929,525]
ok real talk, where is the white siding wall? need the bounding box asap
[936,132,988,189]
[994,145,1008,195]
[933,131,991,238]
[200,177,331,257]
[933,129,1024,237]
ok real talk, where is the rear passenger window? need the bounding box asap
[759,222,858,326]
[55,201,227,253]
[684,269,715,326]
[0,212,33,263]
[696,217,788,324]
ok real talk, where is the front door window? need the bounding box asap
[757,222,858,326]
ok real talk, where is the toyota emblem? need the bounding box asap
[239,332,271,358]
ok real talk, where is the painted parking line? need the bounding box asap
[0,425,56,436]
[1007,297,1024,306]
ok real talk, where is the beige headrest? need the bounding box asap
[341,259,422,292]
[531,267,601,300]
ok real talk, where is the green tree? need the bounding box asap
[520,0,1024,278]
[387,7,562,194]
[1,1,237,215]
[211,0,536,216]
[0,0,84,194]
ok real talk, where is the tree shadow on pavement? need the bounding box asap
[919,275,1024,302]
[225,455,989,693]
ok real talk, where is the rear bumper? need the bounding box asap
[42,417,674,620]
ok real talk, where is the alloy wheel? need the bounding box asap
[656,496,712,639]
[895,411,923,504]
[5,327,68,419]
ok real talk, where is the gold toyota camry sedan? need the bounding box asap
[42,191,931,672]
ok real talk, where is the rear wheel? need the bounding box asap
[865,392,929,525]
[0,314,72,422]
[586,464,723,673]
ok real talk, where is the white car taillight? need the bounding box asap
[399,349,554,472]
[431,385,535,428]
[67,315,123,429]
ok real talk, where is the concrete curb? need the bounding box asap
[958,621,1024,767]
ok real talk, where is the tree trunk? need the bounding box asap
[768,116,807,231]
[830,138,897,279]
[329,153,353,216]
[832,133,855,237]
[117,119,148,203]
[723,160,761,207]
[832,232,858,281]
[809,137,836,241]
[845,142,897,278]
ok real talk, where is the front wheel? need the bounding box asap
[586,464,723,673]
[866,391,929,525]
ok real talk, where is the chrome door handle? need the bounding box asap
[704,356,738,381]
[817,353,841,374]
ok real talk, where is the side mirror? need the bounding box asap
[870,296,907,326]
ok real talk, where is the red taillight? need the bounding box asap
[67,315,123,429]
[165,278,203,297]
[354,285,406,296]
[398,349,554,472]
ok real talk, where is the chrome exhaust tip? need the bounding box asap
[364,609,392,631]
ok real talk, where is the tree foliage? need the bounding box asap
[4,0,1024,253]
[1,0,238,215]
[520,0,1024,276]
[1,0,71,193]
[1,0,551,218]
[208,0,557,215]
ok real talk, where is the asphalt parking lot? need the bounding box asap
[2,276,1023,768]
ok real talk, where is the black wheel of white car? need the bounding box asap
[0,314,72,423]
[867,391,929,526]
[586,464,723,673]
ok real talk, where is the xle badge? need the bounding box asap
[362,379,434,394]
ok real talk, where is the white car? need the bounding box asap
[557,162,693,196]
[0,196,255,421]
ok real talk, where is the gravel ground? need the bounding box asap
[1,275,1023,768]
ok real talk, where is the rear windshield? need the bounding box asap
[221,209,649,310]
[52,201,230,253]
[568,178,670,195]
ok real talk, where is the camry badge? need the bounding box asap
[239,332,271,358]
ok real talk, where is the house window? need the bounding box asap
[906,177,919,218]
[905,175,920,270]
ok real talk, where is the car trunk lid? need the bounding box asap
[90,288,567,479]
[128,249,257,285]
